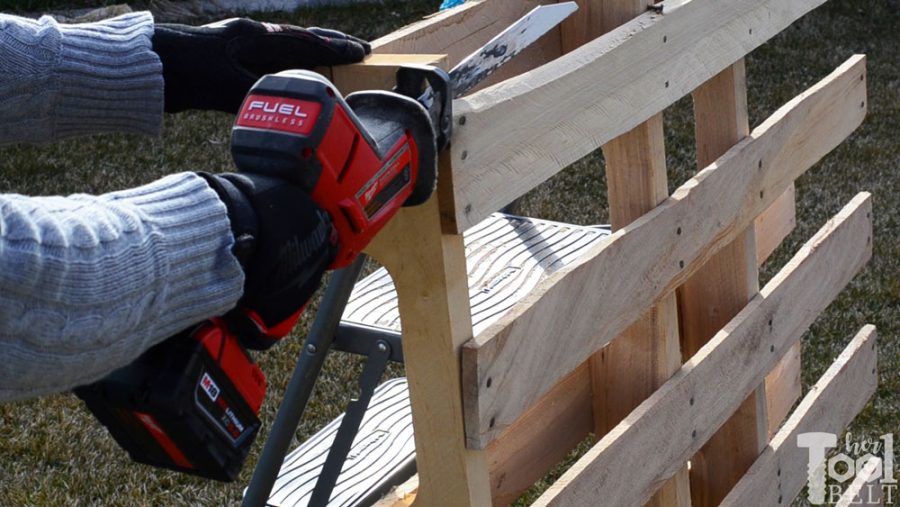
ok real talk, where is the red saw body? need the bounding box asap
[231,70,439,268]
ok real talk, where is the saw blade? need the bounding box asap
[449,2,578,98]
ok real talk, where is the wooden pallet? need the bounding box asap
[314,1,879,505]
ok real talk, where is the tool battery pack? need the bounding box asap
[75,323,266,482]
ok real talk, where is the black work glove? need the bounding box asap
[199,172,338,349]
[153,19,371,113]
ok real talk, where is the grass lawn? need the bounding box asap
[0,0,897,505]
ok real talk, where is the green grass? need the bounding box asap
[0,0,897,505]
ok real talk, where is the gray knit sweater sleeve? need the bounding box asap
[0,13,245,401]
[0,11,163,141]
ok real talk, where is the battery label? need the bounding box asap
[195,370,250,444]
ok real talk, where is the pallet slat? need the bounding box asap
[372,0,553,67]
[447,0,834,232]
[532,192,873,506]
[462,55,867,449]
[722,325,879,507]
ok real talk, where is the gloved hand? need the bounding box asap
[153,19,371,113]
[198,172,338,349]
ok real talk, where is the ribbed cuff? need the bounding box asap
[102,172,245,335]
[55,11,163,139]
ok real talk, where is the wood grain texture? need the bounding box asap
[682,60,766,507]
[365,177,491,506]
[755,184,797,266]
[371,0,553,68]
[328,54,448,94]
[721,325,880,507]
[486,362,594,506]
[765,340,802,438]
[462,56,867,449]
[447,0,832,233]
[532,192,874,506]
[584,1,690,505]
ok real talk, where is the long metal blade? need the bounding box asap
[449,2,578,98]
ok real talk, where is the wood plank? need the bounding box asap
[533,192,875,506]
[765,340,802,438]
[837,456,885,507]
[721,325,879,507]
[756,184,797,266]
[682,60,766,507]
[582,1,690,505]
[447,0,833,233]
[486,362,594,506]
[461,55,867,449]
[371,0,553,67]
[364,166,491,506]
[327,54,448,94]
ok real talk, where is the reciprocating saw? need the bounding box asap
[75,2,578,483]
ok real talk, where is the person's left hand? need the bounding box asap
[152,18,371,113]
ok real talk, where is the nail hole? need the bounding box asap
[692,430,697,439]
[490,417,496,429]
[778,495,783,504]
[679,260,685,269]
[861,74,865,81]
[461,150,468,160]
[749,28,753,34]
[777,467,782,477]
[760,190,765,199]
[758,159,763,169]
[866,212,871,218]
[769,319,773,327]
[689,397,695,406]
[861,101,866,108]
[465,204,473,214]
[459,116,467,126]
[665,80,670,88]
[486,377,493,388]
[872,368,877,375]
[663,35,668,43]
[770,344,775,353]
[676,227,682,235]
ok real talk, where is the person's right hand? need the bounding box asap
[153,19,371,113]
[198,172,338,349]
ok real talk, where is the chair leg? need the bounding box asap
[243,256,367,507]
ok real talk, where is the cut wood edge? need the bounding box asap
[372,475,419,507]
[721,325,879,507]
[448,0,833,232]
[529,193,874,506]
[461,55,867,449]
[371,0,554,68]
[326,54,449,94]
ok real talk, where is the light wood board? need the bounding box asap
[364,169,491,505]
[448,0,833,233]
[721,325,879,507]
[461,55,867,449]
[532,192,874,506]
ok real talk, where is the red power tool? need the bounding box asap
[75,2,578,484]
[75,65,451,481]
